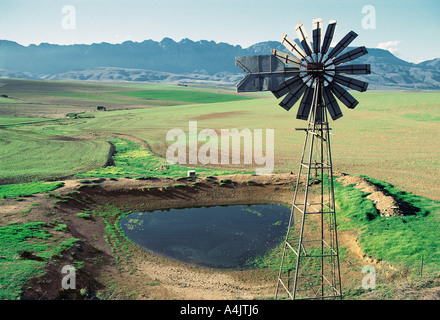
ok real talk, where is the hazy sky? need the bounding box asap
[0,0,439,63]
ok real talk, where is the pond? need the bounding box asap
[119,204,291,269]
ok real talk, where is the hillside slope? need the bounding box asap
[1,38,439,89]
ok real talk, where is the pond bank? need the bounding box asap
[0,173,372,300]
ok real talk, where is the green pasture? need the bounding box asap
[60,90,440,201]
[0,97,21,104]
[0,79,439,200]
[110,89,255,104]
[0,128,111,184]
[0,116,55,126]
[1,78,439,201]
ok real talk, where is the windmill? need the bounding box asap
[235,18,370,300]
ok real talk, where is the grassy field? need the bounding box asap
[0,116,55,126]
[52,90,440,201]
[0,127,111,184]
[0,78,439,199]
[111,89,255,103]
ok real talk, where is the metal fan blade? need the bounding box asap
[326,31,358,61]
[332,46,368,65]
[312,18,322,54]
[272,49,302,67]
[322,85,343,120]
[282,33,307,60]
[328,82,359,109]
[296,86,314,120]
[335,64,371,75]
[272,75,303,99]
[295,23,313,57]
[278,83,307,111]
[333,74,368,92]
[321,20,337,55]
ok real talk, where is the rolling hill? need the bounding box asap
[0,38,439,90]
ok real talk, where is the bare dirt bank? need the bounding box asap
[60,173,300,300]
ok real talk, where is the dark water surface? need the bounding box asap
[119,204,291,269]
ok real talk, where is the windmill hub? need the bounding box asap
[306,62,325,76]
[236,18,371,117]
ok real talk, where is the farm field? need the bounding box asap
[0,78,439,300]
[1,78,438,200]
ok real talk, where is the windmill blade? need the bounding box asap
[296,86,314,120]
[332,46,368,65]
[333,74,368,92]
[312,18,322,54]
[272,75,304,99]
[295,22,313,57]
[322,85,343,120]
[335,64,371,75]
[272,49,302,67]
[282,34,307,60]
[278,83,307,111]
[326,31,358,61]
[328,82,359,109]
[321,20,337,55]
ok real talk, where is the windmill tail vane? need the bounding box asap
[236,18,371,121]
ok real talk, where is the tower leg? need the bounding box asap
[275,81,342,300]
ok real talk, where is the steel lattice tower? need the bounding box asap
[275,78,342,300]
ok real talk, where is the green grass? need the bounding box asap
[0,97,21,104]
[0,181,64,198]
[0,128,111,184]
[76,138,249,179]
[111,89,255,104]
[334,176,440,274]
[90,205,133,264]
[76,212,91,219]
[0,221,79,299]
[0,116,54,126]
[52,89,436,199]
[64,88,440,201]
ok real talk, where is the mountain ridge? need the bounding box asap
[0,38,439,90]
